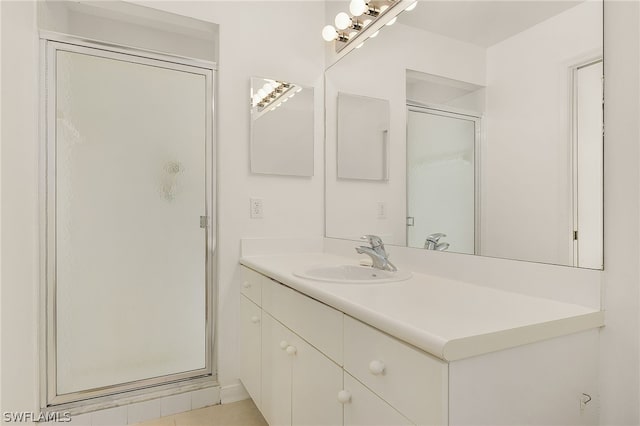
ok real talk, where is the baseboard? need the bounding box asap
[220,381,250,404]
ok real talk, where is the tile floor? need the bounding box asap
[133,400,267,426]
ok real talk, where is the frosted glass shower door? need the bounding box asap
[406,108,477,254]
[48,43,214,401]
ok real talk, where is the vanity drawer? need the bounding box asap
[262,278,343,365]
[344,316,448,426]
[241,266,263,306]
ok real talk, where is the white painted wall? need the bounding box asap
[0,0,325,417]
[0,0,4,417]
[599,2,640,423]
[325,22,486,245]
[482,1,602,266]
[1,0,40,418]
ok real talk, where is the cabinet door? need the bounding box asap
[261,313,293,426]
[291,335,343,426]
[343,373,413,426]
[240,295,262,406]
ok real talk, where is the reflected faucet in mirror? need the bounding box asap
[424,233,449,251]
[356,234,397,272]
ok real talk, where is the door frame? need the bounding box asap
[39,33,218,407]
[405,102,482,254]
[570,57,604,268]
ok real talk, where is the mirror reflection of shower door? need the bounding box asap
[46,41,214,404]
[406,107,477,254]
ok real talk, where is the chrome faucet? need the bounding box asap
[355,235,397,272]
[424,233,450,251]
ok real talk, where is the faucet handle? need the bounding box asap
[361,234,384,249]
[426,233,446,243]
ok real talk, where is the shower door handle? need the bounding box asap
[200,216,209,229]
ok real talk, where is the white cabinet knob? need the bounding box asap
[243,282,251,289]
[368,360,386,376]
[337,390,352,404]
[279,340,288,350]
[250,316,260,324]
[286,345,297,355]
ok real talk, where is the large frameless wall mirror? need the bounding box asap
[250,77,314,176]
[325,0,604,269]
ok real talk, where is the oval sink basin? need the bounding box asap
[293,265,412,284]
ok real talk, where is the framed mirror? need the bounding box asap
[250,77,314,176]
[325,0,604,269]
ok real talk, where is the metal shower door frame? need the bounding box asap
[405,103,482,254]
[39,34,217,408]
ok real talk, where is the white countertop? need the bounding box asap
[240,253,604,361]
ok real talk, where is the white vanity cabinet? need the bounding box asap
[343,372,413,426]
[239,295,262,407]
[343,316,448,425]
[239,266,448,426]
[239,267,265,406]
[260,311,344,426]
[239,256,603,426]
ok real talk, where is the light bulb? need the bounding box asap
[335,12,352,30]
[386,16,397,26]
[258,89,267,98]
[322,24,338,41]
[349,0,367,17]
[262,83,272,92]
[405,1,418,11]
[269,81,280,90]
[370,30,380,38]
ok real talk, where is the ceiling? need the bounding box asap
[397,1,584,48]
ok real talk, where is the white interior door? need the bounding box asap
[406,108,477,253]
[574,60,604,269]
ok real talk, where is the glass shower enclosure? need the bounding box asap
[42,37,216,405]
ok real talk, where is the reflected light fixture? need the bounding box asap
[252,80,302,119]
[322,0,418,52]
[252,80,296,111]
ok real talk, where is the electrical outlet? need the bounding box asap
[377,202,386,219]
[250,198,263,219]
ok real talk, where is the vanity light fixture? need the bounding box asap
[350,0,381,18]
[322,0,417,52]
